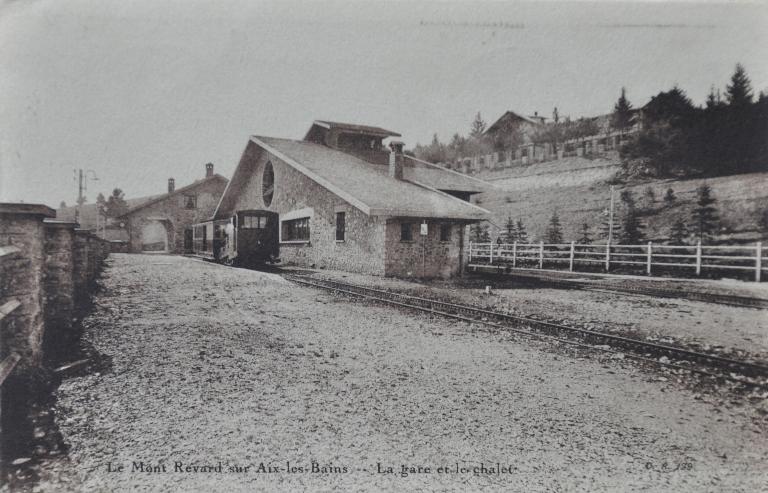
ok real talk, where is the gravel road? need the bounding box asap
[32,255,767,492]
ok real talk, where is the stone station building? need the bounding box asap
[118,164,227,254]
[214,120,491,278]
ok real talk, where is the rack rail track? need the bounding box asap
[469,267,768,309]
[284,274,768,388]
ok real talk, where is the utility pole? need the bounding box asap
[74,169,98,225]
[607,185,615,245]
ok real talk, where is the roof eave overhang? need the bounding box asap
[409,179,491,213]
[368,179,490,221]
[368,208,487,221]
[343,130,399,138]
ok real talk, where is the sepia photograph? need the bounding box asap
[0,0,767,491]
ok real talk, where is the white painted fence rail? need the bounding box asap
[468,241,767,282]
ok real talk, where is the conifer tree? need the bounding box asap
[725,63,753,107]
[470,112,487,138]
[705,86,724,109]
[615,190,644,244]
[691,184,720,243]
[479,223,491,243]
[546,211,564,244]
[643,186,656,210]
[515,219,529,244]
[619,206,645,244]
[612,87,634,133]
[669,219,688,245]
[619,189,636,208]
[503,216,517,243]
[578,223,592,244]
[470,223,484,243]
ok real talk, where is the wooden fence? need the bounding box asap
[468,241,766,282]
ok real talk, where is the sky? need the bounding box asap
[1,0,766,207]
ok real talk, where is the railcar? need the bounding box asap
[191,210,279,267]
[191,219,229,261]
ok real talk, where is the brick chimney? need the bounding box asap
[389,141,405,180]
[205,162,214,177]
[168,178,175,193]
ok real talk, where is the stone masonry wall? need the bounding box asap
[230,149,387,275]
[43,222,76,350]
[384,219,466,279]
[0,204,108,374]
[0,209,49,370]
[72,231,88,306]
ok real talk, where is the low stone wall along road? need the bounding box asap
[38,254,767,492]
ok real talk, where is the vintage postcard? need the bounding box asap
[1,0,767,491]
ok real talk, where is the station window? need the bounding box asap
[440,224,451,242]
[241,215,267,229]
[282,217,310,242]
[336,212,346,241]
[400,222,413,242]
[183,195,197,209]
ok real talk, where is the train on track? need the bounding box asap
[189,209,280,267]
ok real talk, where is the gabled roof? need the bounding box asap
[117,174,228,217]
[303,120,401,140]
[486,110,542,134]
[214,136,490,221]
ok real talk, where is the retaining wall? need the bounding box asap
[0,204,109,375]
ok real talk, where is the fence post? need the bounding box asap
[539,241,544,269]
[605,241,611,272]
[647,241,652,276]
[569,241,575,272]
[695,241,702,276]
[756,242,763,282]
[489,242,494,264]
[512,241,517,268]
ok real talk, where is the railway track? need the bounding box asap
[284,274,768,388]
[469,267,768,309]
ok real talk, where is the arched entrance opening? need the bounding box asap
[140,219,170,253]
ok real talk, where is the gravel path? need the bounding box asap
[35,255,768,492]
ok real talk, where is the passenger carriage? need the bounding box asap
[191,219,229,261]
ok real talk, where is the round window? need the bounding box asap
[262,161,274,207]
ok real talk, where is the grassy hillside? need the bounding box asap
[472,160,768,245]
[474,156,622,191]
